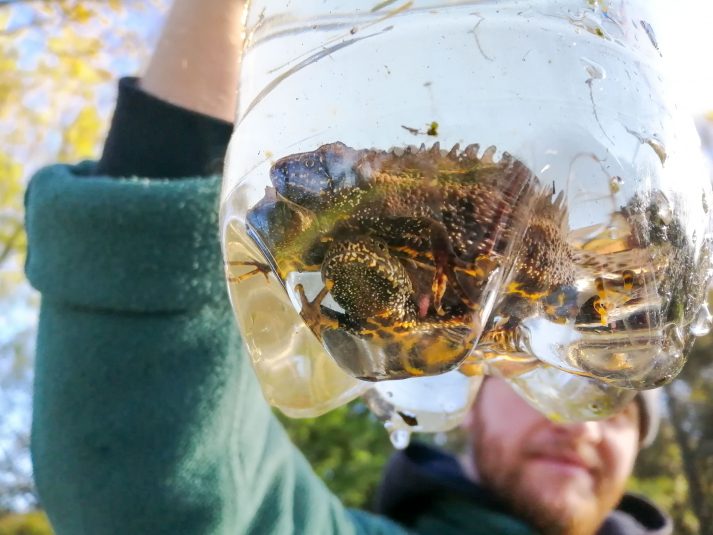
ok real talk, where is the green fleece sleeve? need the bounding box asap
[25,162,409,535]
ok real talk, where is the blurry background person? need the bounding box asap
[376,377,667,534]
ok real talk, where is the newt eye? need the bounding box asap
[270,154,331,204]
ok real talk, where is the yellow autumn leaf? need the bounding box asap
[0,150,26,264]
[0,56,19,111]
[0,151,23,208]
[0,81,18,118]
[0,54,17,72]
[41,53,112,85]
[65,57,112,83]
[59,106,103,162]
[37,1,56,17]
[66,3,94,23]
[47,33,102,56]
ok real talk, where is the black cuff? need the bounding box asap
[95,77,233,179]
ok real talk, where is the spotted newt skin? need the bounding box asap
[240,142,541,378]
[239,142,642,379]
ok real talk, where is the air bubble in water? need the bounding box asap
[690,303,713,337]
[389,428,411,450]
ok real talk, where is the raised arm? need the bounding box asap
[140,0,243,122]
[26,2,407,534]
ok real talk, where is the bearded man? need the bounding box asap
[376,378,669,534]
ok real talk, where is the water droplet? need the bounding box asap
[690,303,713,337]
[389,428,411,449]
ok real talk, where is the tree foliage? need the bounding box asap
[663,323,713,535]
[0,0,166,267]
[0,511,52,535]
[629,416,700,534]
[279,402,393,509]
[0,0,168,516]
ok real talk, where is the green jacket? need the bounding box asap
[25,161,537,535]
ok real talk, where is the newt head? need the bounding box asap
[270,142,364,206]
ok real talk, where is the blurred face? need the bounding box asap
[463,378,640,535]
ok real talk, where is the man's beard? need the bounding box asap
[471,413,604,535]
[474,447,583,535]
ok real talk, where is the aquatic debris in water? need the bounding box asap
[581,57,613,144]
[624,127,667,165]
[639,20,659,52]
[401,122,440,136]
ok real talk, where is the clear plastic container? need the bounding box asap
[364,371,483,447]
[221,0,712,426]
[224,227,366,417]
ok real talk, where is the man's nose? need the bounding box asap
[559,419,603,443]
